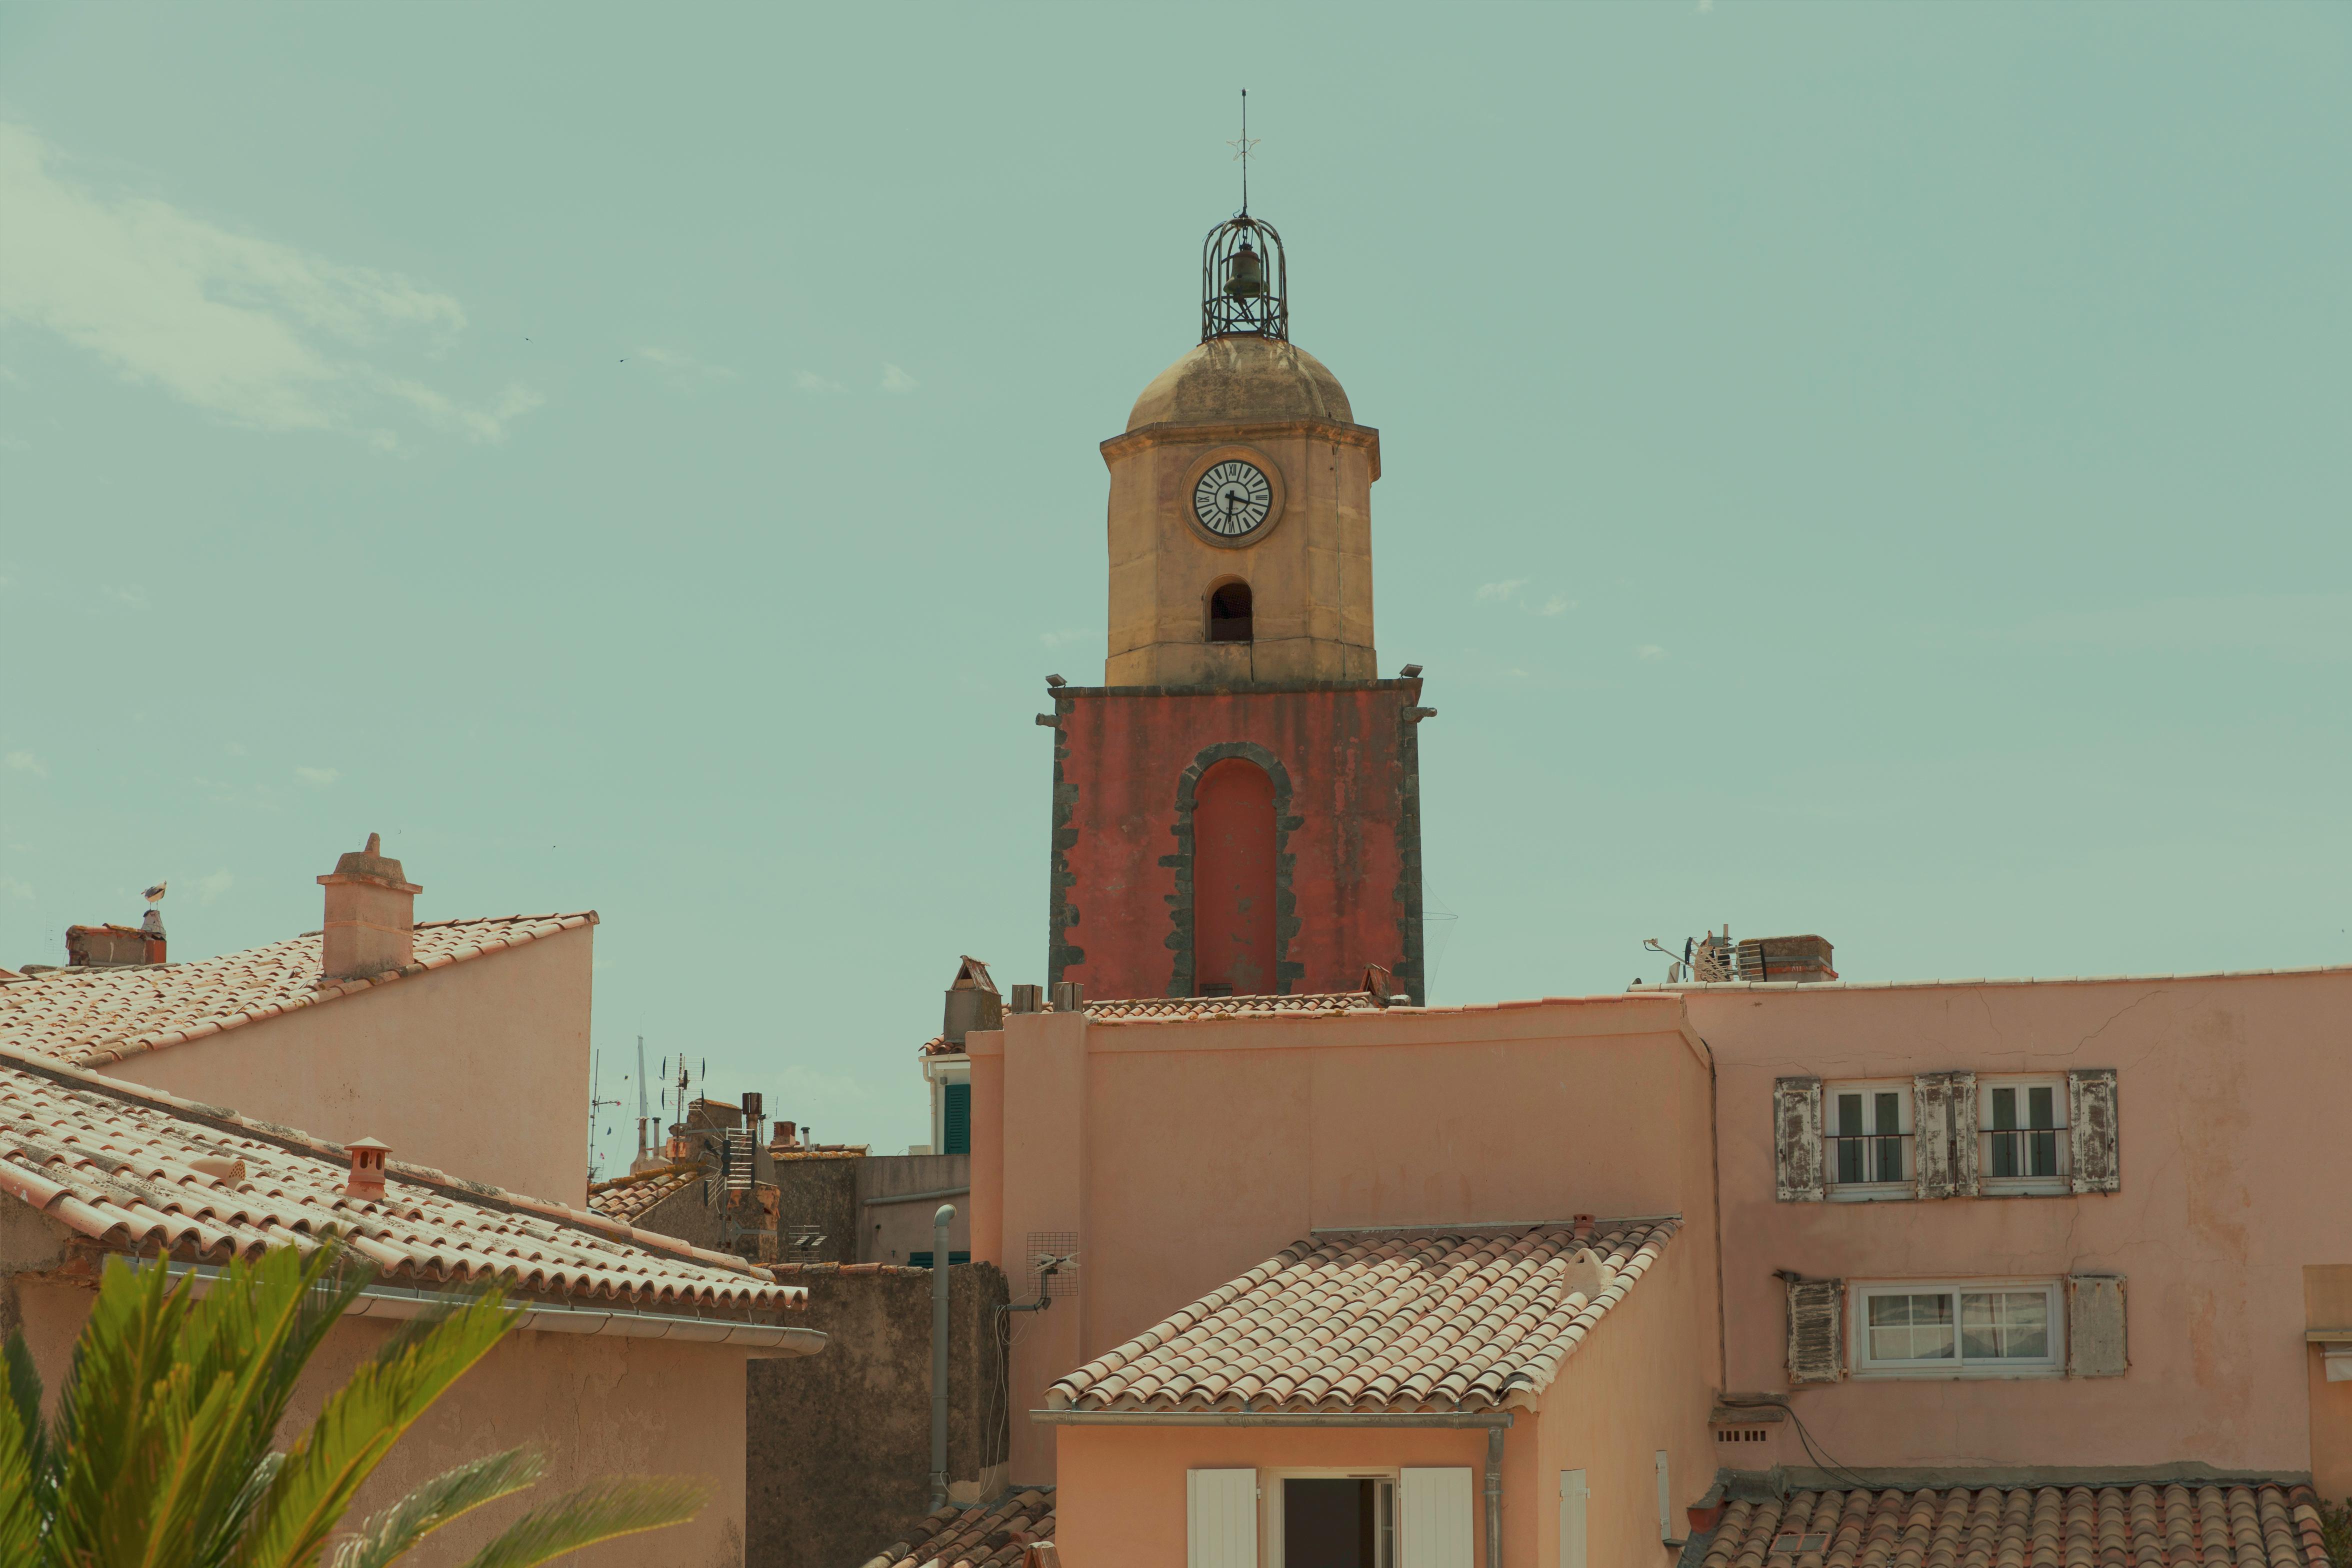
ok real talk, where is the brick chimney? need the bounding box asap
[941,955,1002,1047]
[345,1136,390,1200]
[1735,934,1837,984]
[318,833,420,981]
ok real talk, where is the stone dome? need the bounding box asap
[1126,334,1354,432]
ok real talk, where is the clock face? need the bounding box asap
[1192,459,1274,539]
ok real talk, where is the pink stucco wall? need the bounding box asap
[104,926,594,1206]
[1686,966,2352,1492]
[15,1270,767,1568]
[968,994,1723,1494]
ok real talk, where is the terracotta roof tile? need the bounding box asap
[1050,1219,1675,1414]
[586,1164,702,1224]
[852,1488,1054,1568]
[1700,1483,2330,1568]
[918,990,1389,1056]
[0,914,597,1068]
[0,1043,792,1312]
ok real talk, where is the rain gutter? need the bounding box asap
[1032,1408,1513,1428]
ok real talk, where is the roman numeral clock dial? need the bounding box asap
[1192,459,1274,538]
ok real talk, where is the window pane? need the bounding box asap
[1990,1088,2018,1131]
[1960,1291,2050,1361]
[1868,1293,1955,1361]
[2030,1129,2058,1178]
[1874,1092,1902,1134]
[1837,1136,1863,1184]
[2028,1086,2055,1130]
[1836,1094,1864,1136]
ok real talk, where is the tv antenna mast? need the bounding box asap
[588,1048,622,1180]
[634,1034,652,1165]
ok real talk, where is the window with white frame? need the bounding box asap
[1978,1077,2068,1192]
[1190,1466,1469,1568]
[1824,1082,1911,1196]
[1853,1280,2063,1376]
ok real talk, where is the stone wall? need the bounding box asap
[772,1152,862,1266]
[746,1262,1009,1568]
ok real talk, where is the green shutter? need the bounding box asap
[944,1082,972,1155]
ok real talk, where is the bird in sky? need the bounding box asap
[142,882,167,905]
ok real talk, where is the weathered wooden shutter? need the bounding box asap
[1187,1468,1258,1568]
[1558,1470,1589,1568]
[1774,1078,1824,1202]
[1913,1072,1979,1198]
[1786,1275,1845,1382]
[1400,1467,1474,1568]
[942,1082,972,1156]
[1946,1070,1979,1195]
[2066,1275,2128,1376]
[2068,1069,2120,1192]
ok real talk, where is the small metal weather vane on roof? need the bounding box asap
[1226,88,1260,214]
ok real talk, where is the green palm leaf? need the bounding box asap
[230,1285,516,1568]
[328,1448,545,1568]
[458,1478,710,1568]
[0,1347,38,1565]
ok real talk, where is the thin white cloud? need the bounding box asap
[1541,596,1574,616]
[880,362,918,394]
[103,584,150,610]
[637,346,736,380]
[4,751,46,776]
[1040,629,1089,648]
[197,870,234,904]
[794,370,846,394]
[0,877,31,900]
[294,766,340,787]
[0,122,538,442]
[1474,580,1528,603]
[1637,644,1667,660]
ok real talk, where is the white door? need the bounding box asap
[1558,1470,1588,1568]
[1188,1468,1260,1568]
[1399,1467,1474,1568]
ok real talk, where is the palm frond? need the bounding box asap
[230,1285,516,1568]
[328,1448,545,1568]
[0,1364,40,1566]
[44,1250,196,1566]
[456,1478,709,1568]
[1,1332,50,1517]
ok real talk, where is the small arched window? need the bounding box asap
[1207,580,1254,644]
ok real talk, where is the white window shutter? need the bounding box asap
[1187,1468,1258,1568]
[2068,1070,2120,1192]
[1786,1275,1845,1382]
[1400,1466,1474,1568]
[1558,1470,1588,1568]
[1913,1073,1952,1198]
[1774,1077,1824,1202]
[2067,1275,2128,1377]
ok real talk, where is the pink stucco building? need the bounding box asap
[940,203,2349,1566]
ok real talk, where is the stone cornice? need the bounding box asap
[1100,418,1382,480]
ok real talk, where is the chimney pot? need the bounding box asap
[345,1136,390,1200]
[1051,980,1084,1012]
[1008,984,1044,1014]
[318,832,421,981]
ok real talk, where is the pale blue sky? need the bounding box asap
[2,5,2346,1174]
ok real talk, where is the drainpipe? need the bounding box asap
[930,1202,954,1510]
[1485,1424,1504,1568]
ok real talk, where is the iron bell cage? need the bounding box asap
[1201,215,1288,342]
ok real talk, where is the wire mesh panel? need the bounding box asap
[1026,1231,1078,1299]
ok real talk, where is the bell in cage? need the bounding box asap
[1224,242,1266,300]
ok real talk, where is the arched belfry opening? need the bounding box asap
[1190,756,1278,996]
[1206,580,1254,644]
[1202,215,1286,342]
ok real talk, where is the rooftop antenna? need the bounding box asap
[588,1048,622,1180]
[1227,88,1259,216]
[634,1034,650,1162]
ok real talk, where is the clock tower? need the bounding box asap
[1044,213,1430,1002]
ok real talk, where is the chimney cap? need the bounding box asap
[348,1136,392,1152]
[320,832,420,894]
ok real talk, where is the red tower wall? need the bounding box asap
[1046,676,1428,1001]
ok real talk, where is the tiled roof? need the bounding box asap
[586,1164,702,1224]
[918,990,1388,1054]
[1084,991,1385,1024]
[1700,1483,2330,1568]
[854,1488,1054,1568]
[0,1044,792,1312]
[0,914,596,1068]
[1646,960,2352,996]
[1048,1219,1676,1414]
